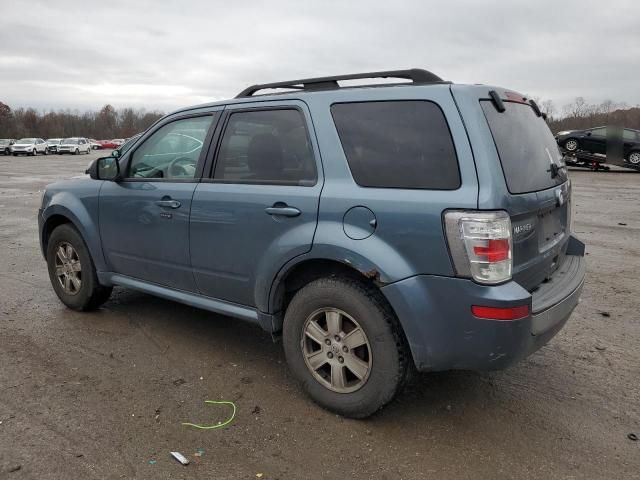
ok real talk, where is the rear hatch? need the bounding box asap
[478,92,570,291]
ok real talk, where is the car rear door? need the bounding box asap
[99,111,219,292]
[189,101,322,310]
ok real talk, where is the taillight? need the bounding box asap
[444,210,513,284]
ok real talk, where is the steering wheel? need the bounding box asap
[167,156,196,178]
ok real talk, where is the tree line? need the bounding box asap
[0,102,164,140]
[535,97,640,133]
[2,97,640,141]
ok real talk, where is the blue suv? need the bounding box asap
[39,69,585,418]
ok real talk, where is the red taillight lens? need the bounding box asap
[443,210,513,284]
[471,305,530,321]
[473,239,510,263]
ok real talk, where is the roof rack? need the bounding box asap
[235,68,445,98]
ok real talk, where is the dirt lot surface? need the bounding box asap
[1,153,639,479]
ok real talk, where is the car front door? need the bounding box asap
[99,112,219,291]
[581,127,607,154]
[190,102,322,309]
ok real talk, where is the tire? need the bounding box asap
[282,276,409,418]
[31,149,36,156]
[74,148,79,155]
[564,139,579,152]
[3,148,8,155]
[46,223,112,311]
[627,151,640,165]
[44,148,49,155]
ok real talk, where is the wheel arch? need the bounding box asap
[267,255,405,333]
[41,202,107,271]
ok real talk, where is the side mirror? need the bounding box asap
[86,156,120,181]
[111,149,120,158]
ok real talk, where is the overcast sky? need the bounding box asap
[1,0,639,114]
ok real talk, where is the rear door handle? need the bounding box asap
[156,199,181,209]
[265,205,301,217]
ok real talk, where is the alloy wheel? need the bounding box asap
[301,308,372,393]
[54,242,82,295]
[629,152,640,165]
[565,139,578,151]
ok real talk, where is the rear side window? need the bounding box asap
[480,101,566,194]
[213,109,317,186]
[331,101,460,189]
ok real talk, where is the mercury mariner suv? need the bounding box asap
[38,69,586,418]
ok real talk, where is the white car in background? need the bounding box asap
[89,139,101,150]
[46,138,63,153]
[57,137,91,155]
[11,138,48,156]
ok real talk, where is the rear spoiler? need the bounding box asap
[488,90,545,118]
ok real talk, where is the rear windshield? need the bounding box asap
[331,101,460,190]
[481,100,566,194]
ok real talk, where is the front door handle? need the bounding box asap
[265,204,301,217]
[156,199,181,209]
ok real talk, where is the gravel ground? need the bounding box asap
[0,152,638,479]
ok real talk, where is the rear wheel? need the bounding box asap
[283,277,409,418]
[628,151,640,165]
[564,139,579,152]
[46,224,112,311]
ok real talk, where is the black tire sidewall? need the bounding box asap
[283,278,405,418]
[46,224,99,311]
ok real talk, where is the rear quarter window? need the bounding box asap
[331,101,460,189]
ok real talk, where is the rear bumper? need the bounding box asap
[381,236,585,372]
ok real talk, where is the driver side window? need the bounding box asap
[127,115,214,180]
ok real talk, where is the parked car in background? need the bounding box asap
[89,139,101,150]
[38,69,586,418]
[11,138,48,156]
[97,139,119,149]
[46,138,62,153]
[57,137,91,155]
[556,127,640,165]
[0,139,16,155]
[112,138,125,146]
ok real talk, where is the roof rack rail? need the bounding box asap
[235,68,444,98]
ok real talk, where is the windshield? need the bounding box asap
[481,101,566,194]
[62,138,79,144]
[17,138,36,143]
[0,139,10,144]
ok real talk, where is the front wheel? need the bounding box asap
[628,151,640,165]
[3,148,8,155]
[283,277,409,418]
[564,139,579,152]
[31,149,37,156]
[74,148,79,155]
[46,224,112,311]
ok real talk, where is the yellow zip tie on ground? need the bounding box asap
[182,400,236,430]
